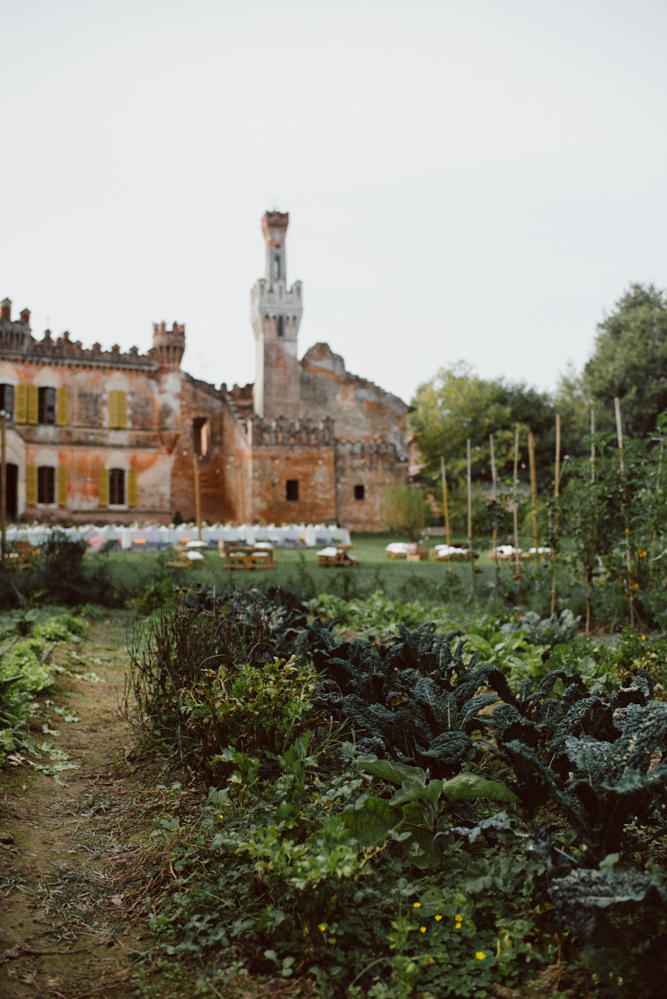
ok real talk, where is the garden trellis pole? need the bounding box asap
[467,438,474,596]
[490,434,499,591]
[513,428,521,599]
[590,410,595,482]
[551,415,561,616]
[0,410,5,562]
[440,455,451,574]
[193,453,202,542]
[615,397,635,626]
[528,431,539,562]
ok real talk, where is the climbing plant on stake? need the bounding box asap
[615,396,635,626]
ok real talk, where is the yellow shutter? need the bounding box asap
[127,468,137,508]
[56,387,68,426]
[26,465,37,506]
[27,385,38,425]
[15,384,27,424]
[118,391,127,429]
[57,466,68,506]
[98,468,109,507]
[108,391,119,429]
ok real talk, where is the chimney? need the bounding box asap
[0,298,11,322]
[20,308,30,325]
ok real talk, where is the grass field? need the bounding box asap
[98,531,563,609]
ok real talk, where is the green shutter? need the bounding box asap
[108,391,119,429]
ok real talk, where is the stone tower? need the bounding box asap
[251,211,303,420]
[149,321,185,370]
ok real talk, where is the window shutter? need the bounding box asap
[27,385,38,425]
[118,391,127,429]
[26,465,37,506]
[108,391,119,429]
[15,384,27,424]
[57,466,68,507]
[98,468,109,507]
[127,468,137,508]
[56,387,68,426]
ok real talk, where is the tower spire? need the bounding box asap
[251,211,303,420]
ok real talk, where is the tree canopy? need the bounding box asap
[584,283,667,437]
[408,362,559,489]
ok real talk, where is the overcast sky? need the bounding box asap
[2,0,666,404]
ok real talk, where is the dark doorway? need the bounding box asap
[286,479,299,502]
[3,464,18,520]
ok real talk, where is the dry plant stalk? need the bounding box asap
[528,431,539,561]
[467,438,474,596]
[615,396,635,627]
[551,414,561,616]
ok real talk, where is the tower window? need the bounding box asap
[0,384,13,419]
[286,479,299,502]
[38,387,56,424]
[193,418,210,456]
[37,466,55,504]
[273,253,281,279]
[109,468,125,505]
[354,484,366,501]
[277,316,284,338]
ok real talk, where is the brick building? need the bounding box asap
[0,213,409,529]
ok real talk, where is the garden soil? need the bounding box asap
[0,612,578,999]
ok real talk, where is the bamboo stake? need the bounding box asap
[0,410,5,563]
[550,415,561,616]
[512,429,521,597]
[490,434,499,591]
[649,441,663,587]
[528,431,538,562]
[587,409,596,635]
[440,455,451,574]
[193,454,202,541]
[467,439,474,596]
[615,397,635,626]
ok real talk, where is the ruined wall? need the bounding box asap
[335,440,410,531]
[249,445,336,524]
[300,343,409,456]
[168,374,228,524]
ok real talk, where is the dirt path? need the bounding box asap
[0,611,153,999]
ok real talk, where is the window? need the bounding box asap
[37,466,55,504]
[193,418,210,457]
[354,484,366,501]
[38,387,56,424]
[286,479,299,502]
[277,315,284,338]
[0,384,13,419]
[109,468,125,505]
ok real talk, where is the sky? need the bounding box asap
[2,0,666,404]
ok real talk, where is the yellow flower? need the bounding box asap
[318,924,326,932]
[455,913,463,920]
[434,914,442,921]
[475,952,486,960]
[420,927,426,933]
[413,902,421,908]
[642,634,647,641]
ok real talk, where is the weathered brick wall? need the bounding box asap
[335,441,409,531]
[249,445,336,524]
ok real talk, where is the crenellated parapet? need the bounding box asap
[148,321,186,370]
[247,415,335,448]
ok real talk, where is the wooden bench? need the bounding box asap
[3,542,40,571]
[221,545,277,571]
[317,545,360,568]
[406,543,428,562]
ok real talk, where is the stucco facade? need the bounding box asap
[0,213,408,529]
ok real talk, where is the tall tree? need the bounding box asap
[585,283,667,437]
